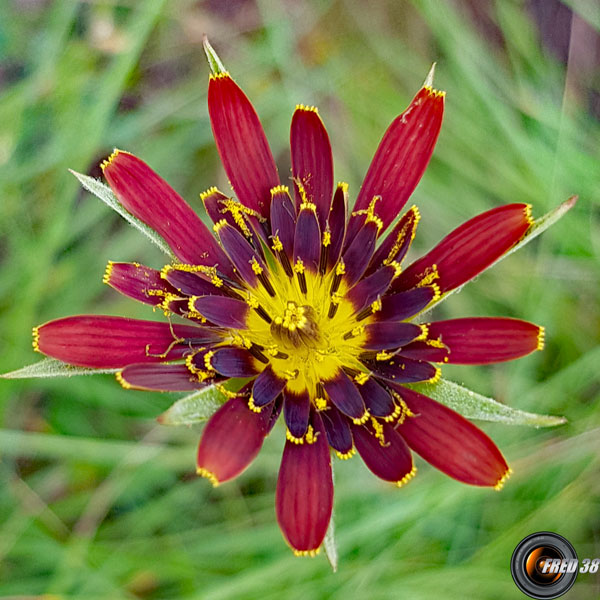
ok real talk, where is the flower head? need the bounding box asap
[33,42,545,556]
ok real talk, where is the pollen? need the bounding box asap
[196,467,220,487]
[494,467,513,491]
[115,370,132,389]
[396,465,417,488]
[102,260,114,285]
[536,326,546,351]
[31,326,40,352]
[293,548,321,557]
[248,396,262,413]
[199,186,219,201]
[335,448,356,460]
[100,148,121,170]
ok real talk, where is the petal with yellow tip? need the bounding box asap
[102,151,233,276]
[290,105,334,229]
[352,419,414,484]
[345,83,444,246]
[117,363,208,391]
[322,370,368,421]
[196,396,271,485]
[394,204,532,294]
[34,316,203,368]
[426,317,544,364]
[395,386,510,488]
[208,73,279,217]
[276,410,333,555]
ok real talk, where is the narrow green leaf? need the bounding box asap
[70,169,175,258]
[1,358,117,379]
[425,196,578,311]
[410,378,566,427]
[157,379,248,426]
[203,37,227,75]
[323,506,338,572]
[494,195,578,264]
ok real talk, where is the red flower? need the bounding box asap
[33,49,544,557]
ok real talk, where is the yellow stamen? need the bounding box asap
[314,396,328,411]
[271,235,284,252]
[417,264,439,287]
[209,71,231,80]
[354,372,369,385]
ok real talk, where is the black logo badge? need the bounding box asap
[511,532,578,599]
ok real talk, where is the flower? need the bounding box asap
[32,42,545,557]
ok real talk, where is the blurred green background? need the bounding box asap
[1,0,599,598]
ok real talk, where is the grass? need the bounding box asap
[0,0,599,598]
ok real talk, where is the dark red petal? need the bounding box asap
[322,370,368,422]
[426,317,544,364]
[397,340,450,363]
[276,410,333,554]
[270,186,296,264]
[103,262,179,306]
[266,395,284,433]
[252,365,287,408]
[200,187,231,226]
[367,205,420,276]
[101,151,232,275]
[326,183,348,271]
[396,387,510,488]
[363,322,423,351]
[346,265,396,314]
[375,287,437,322]
[321,406,354,457]
[117,363,205,391]
[394,204,533,293]
[33,316,205,368]
[207,347,259,378]
[341,220,379,288]
[202,187,267,251]
[291,106,334,230]
[346,85,444,243]
[293,204,321,273]
[208,73,279,217]
[283,389,311,440]
[356,378,397,419]
[196,396,269,485]
[192,296,249,329]
[364,356,438,384]
[162,266,233,298]
[217,222,267,287]
[352,420,415,485]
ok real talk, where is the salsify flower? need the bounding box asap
[32,42,545,556]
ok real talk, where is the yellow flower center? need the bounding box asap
[233,258,370,397]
